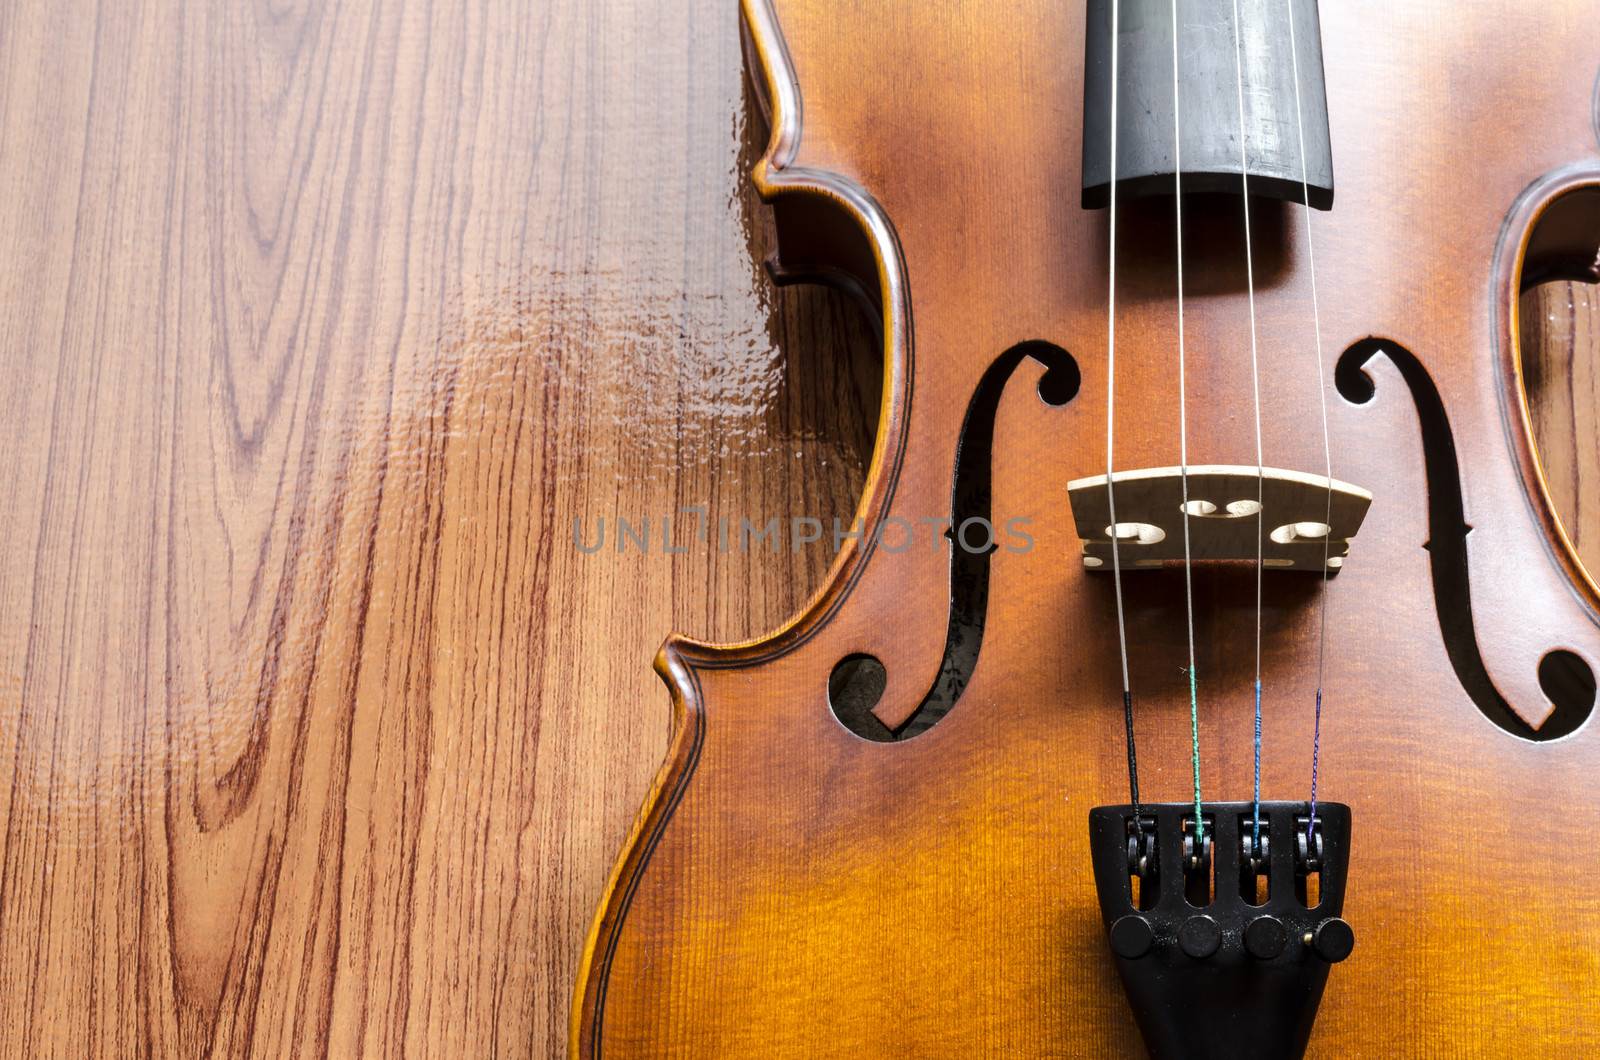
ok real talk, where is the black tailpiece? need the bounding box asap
[1088,801,1353,1060]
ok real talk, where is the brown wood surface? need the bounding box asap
[0,0,1592,1057]
[0,1,876,1055]
[1525,283,1600,575]
[577,0,1600,1056]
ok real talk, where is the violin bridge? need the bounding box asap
[1067,465,1372,573]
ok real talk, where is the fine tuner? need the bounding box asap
[1081,6,1357,1049]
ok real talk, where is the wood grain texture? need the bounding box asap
[1524,282,1600,575]
[0,0,1592,1057]
[577,0,1600,1055]
[0,1,874,1055]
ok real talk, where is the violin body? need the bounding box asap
[574,1,1600,1054]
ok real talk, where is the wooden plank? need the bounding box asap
[0,0,874,1054]
[1522,282,1600,578]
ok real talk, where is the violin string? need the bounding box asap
[1228,0,1268,855]
[1284,0,1336,854]
[1171,0,1203,851]
[1105,0,1142,818]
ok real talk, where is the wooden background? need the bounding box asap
[0,0,1590,1056]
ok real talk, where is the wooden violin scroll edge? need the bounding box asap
[1497,161,1600,614]
[570,3,914,1054]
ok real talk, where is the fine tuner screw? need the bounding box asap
[1177,915,1221,959]
[1245,915,1288,960]
[1311,917,1355,962]
[1109,915,1154,960]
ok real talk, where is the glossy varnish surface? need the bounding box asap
[1525,283,1600,572]
[578,0,1600,1055]
[0,0,1593,1057]
[0,1,875,1055]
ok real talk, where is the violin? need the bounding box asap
[575,0,1600,1055]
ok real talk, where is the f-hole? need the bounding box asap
[828,340,1080,741]
[828,654,888,735]
[1336,339,1596,740]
